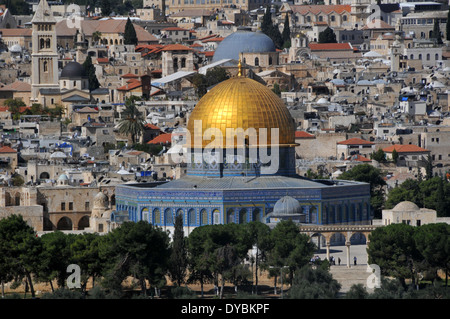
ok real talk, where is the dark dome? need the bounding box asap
[212,28,276,62]
[60,61,87,79]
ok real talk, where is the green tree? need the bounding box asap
[100,221,170,296]
[244,221,272,294]
[425,154,433,180]
[118,99,145,145]
[192,67,230,98]
[318,27,337,43]
[267,220,316,286]
[338,164,386,219]
[385,178,420,209]
[92,31,102,45]
[414,223,450,286]
[70,233,105,293]
[187,226,215,298]
[0,215,43,298]
[82,55,100,92]
[370,149,386,163]
[282,14,291,49]
[287,265,341,299]
[100,0,112,16]
[447,6,450,41]
[431,18,443,45]
[367,223,420,289]
[168,214,188,287]
[124,18,138,45]
[39,231,75,291]
[391,148,399,164]
[4,98,26,120]
[272,83,281,96]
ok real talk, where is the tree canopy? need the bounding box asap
[124,18,138,45]
[318,27,337,43]
[338,164,386,218]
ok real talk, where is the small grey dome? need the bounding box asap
[60,61,87,79]
[392,201,420,211]
[272,196,303,216]
[212,29,276,62]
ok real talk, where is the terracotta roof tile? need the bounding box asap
[383,144,429,153]
[147,133,172,144]
[309,43,352,51]
[0,146,16,153]
[295,131,315,138]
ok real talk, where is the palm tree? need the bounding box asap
[117,98,145,145]
[92,31,102,46]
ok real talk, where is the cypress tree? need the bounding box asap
[282,14,291,48]
[82,56,100,92]
[447,7,450,41]
[431,19,443,44]
[124,17,138,46]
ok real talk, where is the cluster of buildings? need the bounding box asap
[0,0,448,237]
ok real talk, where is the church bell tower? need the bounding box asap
[31,0,59,102]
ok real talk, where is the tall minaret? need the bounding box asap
[31,0,59,103]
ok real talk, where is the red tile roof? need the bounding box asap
[147,133,172,144]
[337,138,374,145]
[117,79,142,91]
[383,144,429,153]
[121,73,140,78]
[295,131,315,139]
[0,146,16,153]
[162,44,192,51]
[144,123,161,130]
[309,43,353,51]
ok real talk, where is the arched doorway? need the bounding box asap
[239,208,248,224]
[78,216,90,230]
[141,208,149,222]
[40,172,50,180]
[57,217,73,230]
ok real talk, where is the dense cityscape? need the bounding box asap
[0,0,448,304]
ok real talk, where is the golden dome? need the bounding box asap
[187,76,296,148]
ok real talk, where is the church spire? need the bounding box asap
[31,0,56,24]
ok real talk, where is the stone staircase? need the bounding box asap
[329,265,375,293]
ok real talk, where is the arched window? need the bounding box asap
[200,209,208,225]
[164,208,173,225]
[40,38,45,49]
[15,193,20,206]
[43,61,48,72]
[227,209,235,224]
[212,209,220,224]
[176,209,184,224]
[254,57,259,66]
[141,208,149,222]
[153,208,161,225]
[269,56,272,65]
[239,208,248,224]
[46,38,50,48]
[253,208,261,222]
[173,58,178,70]
[188,209,196,226]
[181,57,186,68]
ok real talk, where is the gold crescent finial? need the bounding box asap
[238,59,242,77]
